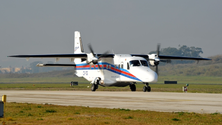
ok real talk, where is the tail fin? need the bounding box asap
[74,31,84,54]
[74,31,85,64]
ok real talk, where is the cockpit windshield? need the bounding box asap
[129,60,141,66]
[140,60,148,66]
[129,60,149,67]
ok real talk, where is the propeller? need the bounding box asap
[157,43,160,56]
[155,44,161,75]
[87,43,109,69]
[153,44,171,74]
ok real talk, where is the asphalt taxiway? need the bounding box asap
[0,90,221,114]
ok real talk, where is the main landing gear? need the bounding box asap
[91,84,98,91]
[91,77,101,92]
[143,83,151,92]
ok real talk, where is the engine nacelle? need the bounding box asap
[148,54,160,67]
[149,60,155,67]
[87,53,99,64]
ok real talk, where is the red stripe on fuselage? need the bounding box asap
[76,65,90,68]
[110,67,136,78]
[76,64,136,78]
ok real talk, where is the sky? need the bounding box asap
[0,0,222,67]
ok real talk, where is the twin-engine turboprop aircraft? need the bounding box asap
[9,31,211,92]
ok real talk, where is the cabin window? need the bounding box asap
[121,64,123,69]
[127,63,130,70]
[129,60,141,67]
[140,60,149,67]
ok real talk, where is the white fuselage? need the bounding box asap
[75,54,158,87]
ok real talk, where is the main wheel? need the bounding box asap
[130,84,136,91]
[147,86,151,92]
[91,84,97,91]
[143,86,147,92]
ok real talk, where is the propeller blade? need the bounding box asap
[87,43,108,76]
[97,64,101,69]
[88,43,95,57]
[156,65,158,75]
[160,60,171,63]
[98,51,110,59]
[97,64,104,76]
[157,43,160,56]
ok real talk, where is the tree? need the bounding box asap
[161,47,181,56]
[149,45,203,64]
[179,45,203,57]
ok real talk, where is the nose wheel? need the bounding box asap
[130,84,136,91]
[143,83,151,92]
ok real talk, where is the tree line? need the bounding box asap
[149,45,204,64]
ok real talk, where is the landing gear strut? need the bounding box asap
[91,84,98,91]
[130,84,136,91]
[143,83,151,92]
[91,77,100,92]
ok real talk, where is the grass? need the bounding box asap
[0,83,221,93]
[0,76,222,93]
[1,102,222,125]
[0,75,221,124]
[1,75,222,84]
[0,77,87,84]
[159,76,222,84]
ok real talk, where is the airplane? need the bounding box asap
[9,31,211,92]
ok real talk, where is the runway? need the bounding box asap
[0,90,221,114]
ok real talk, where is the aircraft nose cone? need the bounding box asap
[151,71,158,82]
[142,69,157,82]
[131,67,158,83]
[143,69,158,83]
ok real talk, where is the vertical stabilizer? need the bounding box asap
[74,31,85,64]
[74,31,84,54]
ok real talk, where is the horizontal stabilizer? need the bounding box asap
[36,63,76,67]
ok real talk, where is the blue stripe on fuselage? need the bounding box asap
[75,62,141,81]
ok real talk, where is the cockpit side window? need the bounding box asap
[140,60,149,67]
[129,60,141,67]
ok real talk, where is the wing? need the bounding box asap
[131,54,149,59]
[131,54,211,61]
[8,53,114,58]
[158,55,211,60]
[8,54,87,58]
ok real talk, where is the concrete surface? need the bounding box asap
[0,90,221,113]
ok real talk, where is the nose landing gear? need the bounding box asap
[129,84,136,91]
[143,83,151,92]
